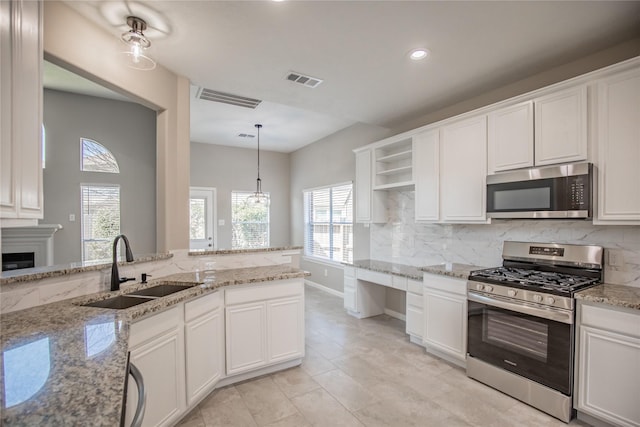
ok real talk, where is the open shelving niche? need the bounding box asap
[373,137,414,191]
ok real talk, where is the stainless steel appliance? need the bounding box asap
[466,241,604,423]
[486,162,593,219]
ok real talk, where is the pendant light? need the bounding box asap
[121,16,156,71]
[246,124,270,207]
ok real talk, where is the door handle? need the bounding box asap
[129,363,146,427]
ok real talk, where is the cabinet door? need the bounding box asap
[127,329,184,427]
[355,149,372,223]
[440,115,488,222]
[595,68,640,224]
[424,289,467,363]
[534,86,588,166]
[185,308,223,406]
[1,0,43,221]
[488,100,534,173]
[577,325,640,426]
[344,276,357,311]
[225,302,267,375]
[268,296,304,363]
[414,130,439,221]
[406,292,423,339]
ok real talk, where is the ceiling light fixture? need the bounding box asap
[246,124,270,207]
[409,48,430,61]
[121,16,156,70]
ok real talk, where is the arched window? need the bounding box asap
[81,138,120,173]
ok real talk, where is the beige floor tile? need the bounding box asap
[235,376,299,426]
[198,386,257,427]
[312,369,380,412]
[263,412,312,427]
[291,388,364,427]
[300,346,336,376]
[354,394,456,427]
[272,366,321,398]
[175,407,205,427]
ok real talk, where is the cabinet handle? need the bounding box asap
[129,363,146,427]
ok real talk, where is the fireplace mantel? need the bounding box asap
[1,224,63,267]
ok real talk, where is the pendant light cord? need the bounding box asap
[255,124,262,190]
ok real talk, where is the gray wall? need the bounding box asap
[42,89,157,264]
[190,142,291,250]
[290,123,392,292]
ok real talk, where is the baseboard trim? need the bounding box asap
[304,279,344,298]
[384,308,406,321]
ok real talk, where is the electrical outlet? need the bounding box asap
[324,269,328,277]
[69,214,75,222]
[608,250,624,267]
[218,219,225,226]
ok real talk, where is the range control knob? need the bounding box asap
[533,294,543,303]
[475,284,484,291]
[507,289,517,297]
[546,296,556,305]
[485,285,494,292]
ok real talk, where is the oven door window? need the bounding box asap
[487,178,565,213]
[468,300,573,395]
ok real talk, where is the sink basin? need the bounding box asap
[127,284,194,298]
[82,295,154,309]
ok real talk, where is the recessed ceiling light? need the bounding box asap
[409,48,430,61]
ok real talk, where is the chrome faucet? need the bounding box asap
[111,234,135,291]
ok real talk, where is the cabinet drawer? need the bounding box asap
[407,292,423,309]
[392,275,407,291]
[580,302,640,338]
[357,269,391,287]
[408,279,423,295]
[424,274,467,296]
[344,276,355,290]
[226,279,302,305]
[130,306,180,348]
[185,291,221,322]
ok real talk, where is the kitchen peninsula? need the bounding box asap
[1,263,309,426]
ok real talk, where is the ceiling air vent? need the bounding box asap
[237,133,255,138]
[286,71,323,88]
[196,88,262,109]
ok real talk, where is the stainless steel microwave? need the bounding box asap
[486,162,593,219]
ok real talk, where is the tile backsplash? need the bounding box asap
[370,191,640,288]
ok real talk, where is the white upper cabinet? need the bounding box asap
[373,138,413,190]
[354,149,373,223]
[487,101,534,173]
[0,0,43,224]
[593,67,640,224]
[413,130,439,221]
[534,86,588,166]
[440,115,488,223]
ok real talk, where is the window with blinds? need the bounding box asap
[304,183,353,263]
[81,185,120,262]
[231,191,270,249]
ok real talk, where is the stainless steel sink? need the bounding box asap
[82,295,154,309]
[127,284,193,298]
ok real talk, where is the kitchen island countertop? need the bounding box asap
[0,264,309,426]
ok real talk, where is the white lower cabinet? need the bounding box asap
[126,306,185,427]
[405,279,424,343]
[576,302,640,427]
[225,279,304,376]
[423,274,467,367]
[184,292,223,406]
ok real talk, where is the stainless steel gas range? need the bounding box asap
[466,241,604,423]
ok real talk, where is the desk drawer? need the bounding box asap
[357,269,391,286]
[392,275,407,291]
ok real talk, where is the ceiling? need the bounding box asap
[55,1,640,153]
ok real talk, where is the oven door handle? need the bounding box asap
[468,291,574,324]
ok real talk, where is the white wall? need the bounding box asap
[190,142,291,249]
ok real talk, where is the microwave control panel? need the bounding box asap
[568,174,589,210]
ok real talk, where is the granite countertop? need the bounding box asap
[0,253,174,286]
[420,263,485,280]
[0,265,310,426]
[189,246,302,256]
[349,259,424,281]
[575,283,640,311]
